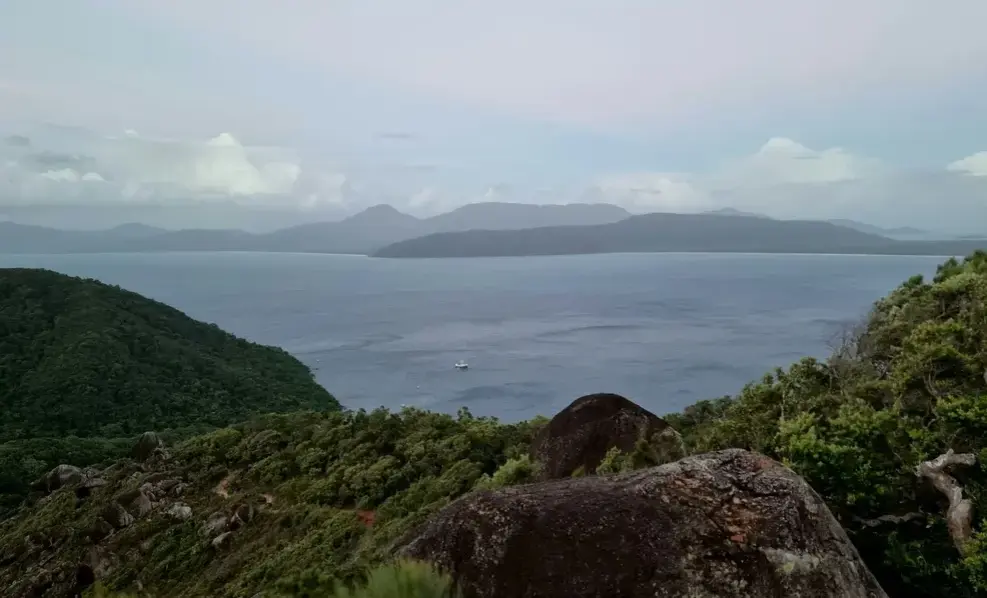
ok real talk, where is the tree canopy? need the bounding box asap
[0,268,339,510]
[666,251,987,597]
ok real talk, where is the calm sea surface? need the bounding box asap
[0,252,947,421]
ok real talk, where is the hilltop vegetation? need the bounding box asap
[0,407,543,597]
[4,254,987,596]
[666,251,987,597]
[0,268,339,512]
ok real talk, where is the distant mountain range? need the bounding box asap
[1,201,981,258]
[701,209,936,241]
[0,202,631,255]
[373,212,987,259]
[824,219,932,240]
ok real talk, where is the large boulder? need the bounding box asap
[398,449,887,598]
[31,465,82,494]
[531,392,683,480]
[131,431,165,462]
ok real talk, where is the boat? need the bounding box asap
[454,360,469,370]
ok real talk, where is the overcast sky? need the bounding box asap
[2,0,987,231]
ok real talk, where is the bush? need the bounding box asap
[328,561,459,598]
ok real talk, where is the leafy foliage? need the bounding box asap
[0,407,543,597]
[9,254,987,597]
[0,268,339,441]
[0,268,339,514]
[328,561,459,598]
[665,250,987,597]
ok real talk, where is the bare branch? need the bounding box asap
[851,513,925,529]
[915,449,977,554]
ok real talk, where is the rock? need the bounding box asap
[142,472,171,484]
[117,489,153,518]
[75,564,96,596]
[74,472,106,501]
[132,431,165,462]
[87,519,116,543]
[203,511,229,536]
[32,465,83,493]
[229,503,255,529]
[398,449,888,598]
[531,393,683,480]
[166,503,193,521]
[101,502,135,530]
[157,479,180,494]
[211,531,234,549]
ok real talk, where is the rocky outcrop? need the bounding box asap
[32,465,83,493]
[166,503,193,521]
[132,431,166,462]
[530,392,684,480]
[398,449,887,598]
[100,502,135,530]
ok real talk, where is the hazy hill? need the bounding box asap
[258,203,425,254]
[0,222,92,253]
[0,202,634,255]
[826,219,933,240]
[703,207,770,218]
[257,201,631,254]
[373,212,987,258]
[103,222,168,238]
[426,201,630,231]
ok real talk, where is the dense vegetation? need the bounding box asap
[0,268,339,512]
[0,408,543,597]
[666,251,987,597]
[5,253,987,597]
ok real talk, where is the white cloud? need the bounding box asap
[947,152,987,177]
[408,187,439,210]
[4,123,987,235]
[593,173,710,212]
[709,138,888,189]
[591,139,987,234]
[40,168,81,183]
[1,127,303,204]
[589,138,891,215]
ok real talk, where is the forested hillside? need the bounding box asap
[0,268,339,512]
[4,254,987,597]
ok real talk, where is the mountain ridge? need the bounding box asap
[0,202,633,255]
[0,201,974,257]
[372,212,987,258]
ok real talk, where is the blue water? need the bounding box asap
[0,252,946,421]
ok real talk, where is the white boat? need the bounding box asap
[454,360,469,370]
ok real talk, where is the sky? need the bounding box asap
[2,0,987,232]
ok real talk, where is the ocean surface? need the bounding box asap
[0,252,947,422]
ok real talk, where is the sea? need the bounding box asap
[0,252,947,422]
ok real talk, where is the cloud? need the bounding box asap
[4,135,30,147]
[593,173,710,212]
[3,121,986,235]
[0,126,306,204]
[947,152,987,177]
[709,138,889,189]
[586,137,892,214]
[590,138,987,234]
